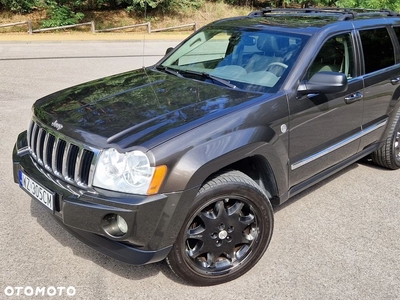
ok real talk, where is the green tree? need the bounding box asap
[335,0,400,10]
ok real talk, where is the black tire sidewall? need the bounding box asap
[168,177,273,286]
[390,113,400,167]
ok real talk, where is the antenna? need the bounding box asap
[142,33,146,67]
[142,2,147,68]
[141,29,161,108]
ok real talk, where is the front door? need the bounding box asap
[288,32,363,187]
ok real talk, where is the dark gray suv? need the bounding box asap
[12,8,400,285]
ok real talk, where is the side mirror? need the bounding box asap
[165,47,174,56]
[298,71,348,94]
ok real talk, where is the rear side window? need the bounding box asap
[359,28,395,74]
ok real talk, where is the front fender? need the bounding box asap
[157,125,289,197]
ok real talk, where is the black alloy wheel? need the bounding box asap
[166,170,274,286]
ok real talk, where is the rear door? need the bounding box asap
[358,26,400,150]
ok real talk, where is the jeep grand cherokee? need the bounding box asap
[12,8,400,285]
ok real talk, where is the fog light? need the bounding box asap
[102,214,129,237]
[116,215,128,234]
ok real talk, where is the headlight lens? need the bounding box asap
[93,148,155,195]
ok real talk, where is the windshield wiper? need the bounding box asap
[155,65,183,78]
[202,73,237,89]
[155,67,237,89]
[181,69,237,89]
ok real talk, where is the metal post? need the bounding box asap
[27,20,32,35]
[91,21,95,33]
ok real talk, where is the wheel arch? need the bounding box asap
[160,136,289,206]
[206,155,281,205]
[390,86,400,116]
[381,88,400,140]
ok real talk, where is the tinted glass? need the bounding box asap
[359,28,395,74]
[308,33,355,80]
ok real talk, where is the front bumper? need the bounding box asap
[50,215,171,265]
[13,131,197,265]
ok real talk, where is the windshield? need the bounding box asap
[160,26,309,92]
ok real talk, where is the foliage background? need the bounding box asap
[0,0,400,28]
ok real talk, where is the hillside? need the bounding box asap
[0,3,254,34]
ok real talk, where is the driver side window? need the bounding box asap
[308,33,355,80]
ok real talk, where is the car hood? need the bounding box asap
[33,68,262,150]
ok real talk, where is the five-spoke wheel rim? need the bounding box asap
[183,196,260,276]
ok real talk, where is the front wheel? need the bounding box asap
[166,170,274,286]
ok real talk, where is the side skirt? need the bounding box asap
[280,142,382,204]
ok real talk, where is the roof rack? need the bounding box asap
[248,7,400,21]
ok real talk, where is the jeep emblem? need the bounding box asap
[51,120,63,131]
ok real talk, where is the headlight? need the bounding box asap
[93,148,166,195]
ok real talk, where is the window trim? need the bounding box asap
[390,26,400,64]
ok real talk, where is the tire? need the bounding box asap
[371,108,400,170]
[166,170,274,286]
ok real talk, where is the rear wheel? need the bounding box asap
[371,108,400,170]
[166,170,274,286]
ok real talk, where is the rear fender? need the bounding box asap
[381,87,400,140]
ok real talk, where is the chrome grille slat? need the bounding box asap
[52,137,60,176]
[37,128,45,164]
[62,143,71,179]
[74,148,84,185]
[45,134,56,171]
[27,121,96,188]
[56,139,66,175]
[69,145,80,180]
[42,131,50,168]
[27,121,34,150]
[30,123,39,159]
[82,150,95,186]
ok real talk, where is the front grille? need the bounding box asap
[27,120,96,187]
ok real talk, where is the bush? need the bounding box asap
[0,0,38,13]
[162,0,203,12]
[122,0,203,14]
[41,1,84,27]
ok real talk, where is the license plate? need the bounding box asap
[19,171,54,212]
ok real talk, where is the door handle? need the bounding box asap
[344,92,363,104]
[391,77,400,85]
